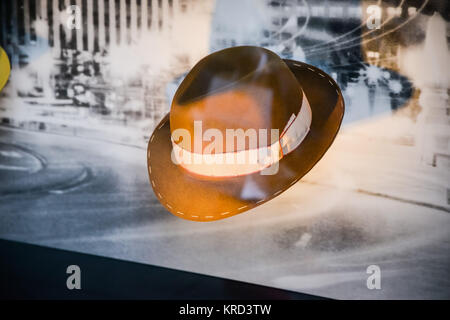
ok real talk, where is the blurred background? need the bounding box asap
[0,0,449,299]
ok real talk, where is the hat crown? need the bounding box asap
[170,46,303,153]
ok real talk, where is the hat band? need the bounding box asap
[171,93,312,177]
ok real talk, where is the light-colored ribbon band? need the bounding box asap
[171,93,312,177]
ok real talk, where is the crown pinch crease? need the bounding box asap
[171,93,312,177]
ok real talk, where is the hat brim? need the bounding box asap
[147,60,344,221]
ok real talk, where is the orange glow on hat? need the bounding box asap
[171,93,312,177]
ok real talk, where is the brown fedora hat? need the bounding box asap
[147,46,344,221]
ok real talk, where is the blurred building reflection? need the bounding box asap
[0,0,201,56]
[0,0,212,129]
